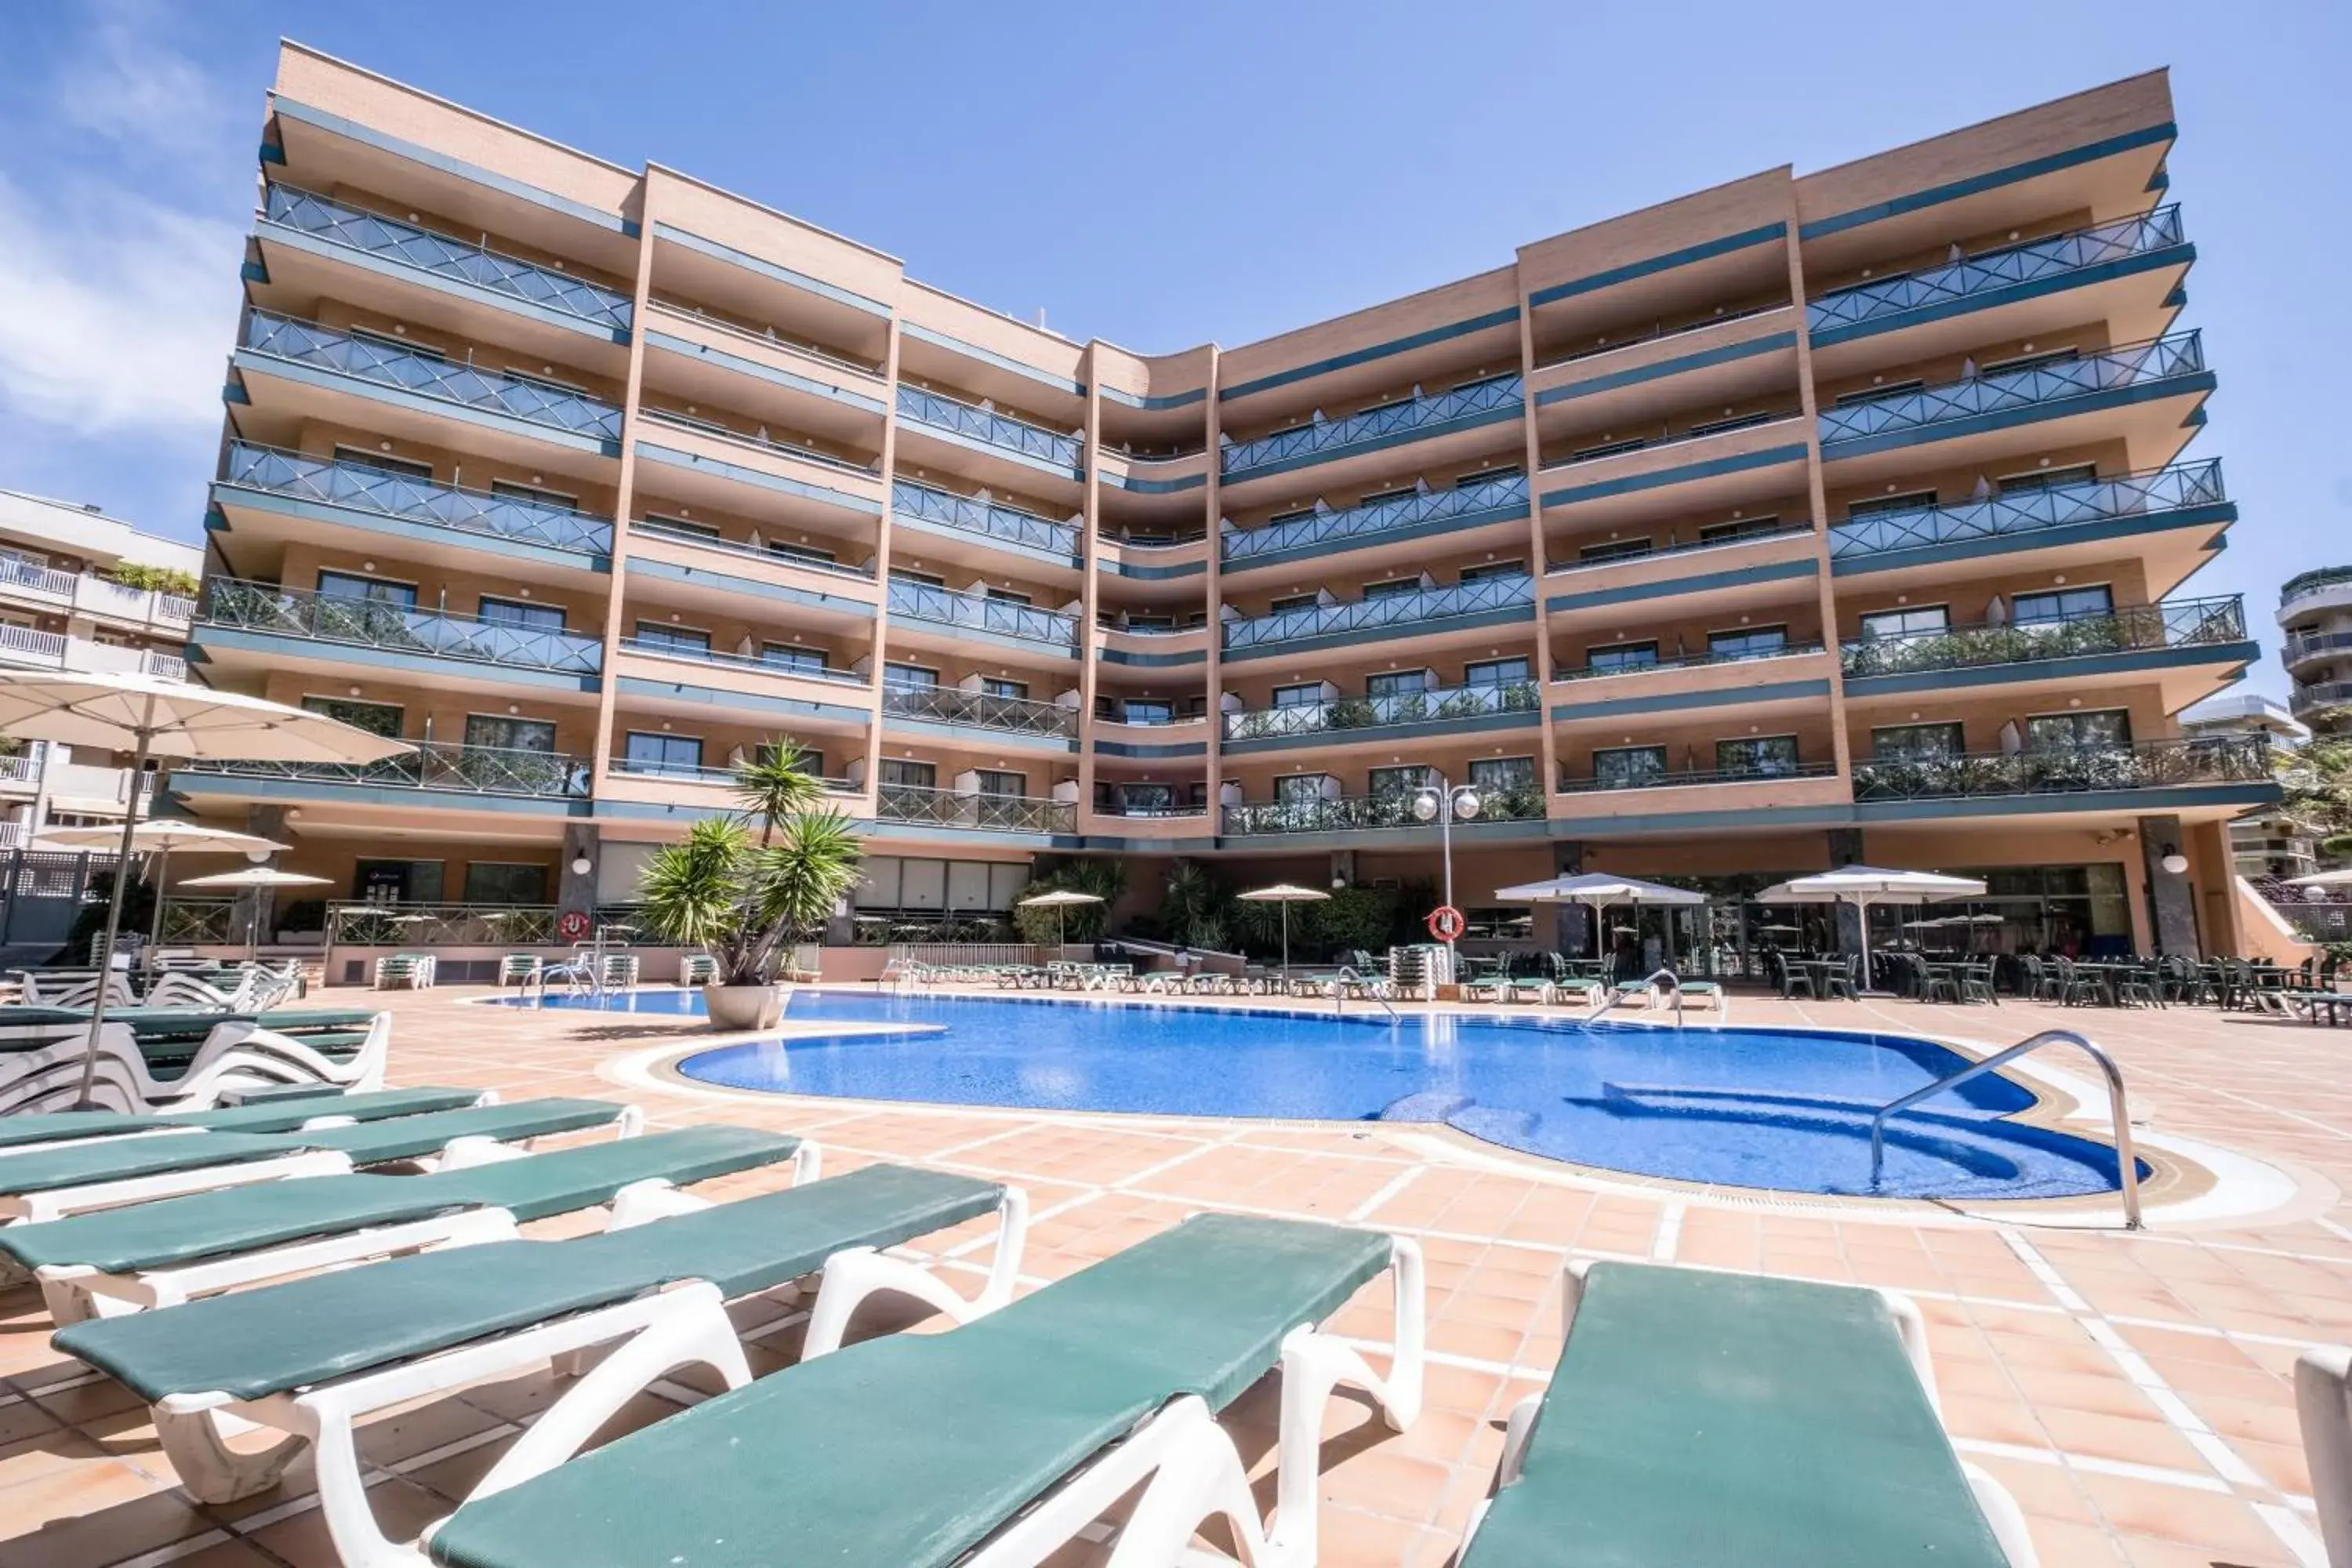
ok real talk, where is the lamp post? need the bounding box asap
[1410,771,1481,963]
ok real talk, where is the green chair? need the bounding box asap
[0,1084,485,1156]
[1457,1261,2034,1567]
[496,955,541,989]
[678,953,718,986]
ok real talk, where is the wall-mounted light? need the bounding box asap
[571,855,593,877]
[2159,844,2189,876]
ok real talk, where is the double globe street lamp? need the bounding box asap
[1410,771,1481,967]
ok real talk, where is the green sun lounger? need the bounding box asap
[420,1211,1425,1568]
[6,1125,808,1324]
[1457,1261,2031,1568]
[0,1084,485,1152]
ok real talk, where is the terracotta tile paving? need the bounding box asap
[2,985,2349,1565]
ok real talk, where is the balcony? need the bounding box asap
[2282,566,2352,616]
[1222,574,1534,653]
[1544,411,1801,471]
[222,441,615,557]
[2291,683,2352,719]
[885,580,1080,651]
[1221,375,1523,482]
[876,782,1075,836]
[1816,332,2206,452]
[1850,735,2271,804]
[176,741,592,800]
[1546,520,1814,581]
[1221,785,1547,837]
[0,557,194,632]
[2284,630,2352,670]
[240,311,624,444]
[1555,642,1828,682]
[891,480,1078,560]
[260,185,633,335]
[197,579,604,677]
[625,517,873,582]
[895,386,1081,473]
[1840,597,2249,681]
[1222,681,1541,744]
[1556,760,1838,793]
[880,684,1077,740]
[1828,459,2226,565]
[1807,207,2187,342]
[606,757,858,794]
[0,623,184,681]
[615,636,869,688]
[1222,471,1530,568]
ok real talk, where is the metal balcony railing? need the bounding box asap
[2283,566,2352,606]
[0,557,77,597]
[177,741,592,800]
[895,386,1081,471]
[1549,521,1816,576]
[891,480,1078,557]
[241,310,624,441]
[1852,735,2270,801]
[1557,759,1838,793]
[1223,471,1530,563]
[1222,573,1534,650]
[1535,301,1792,372]
[1817,332,2205,447]
[2292,683,2352,716]
[615,636,866,684]
[1840,596,2247,680]
[1554,641,1827,682]
[1221,375,1523,479]
[2285,630,2352,666]
[199,578,604,676]
[881,684,1077,739]
[1221,681,1541,742]
[637,408,878,477]
[328,902,561,946]
[261,184,633,332]
[1808,207,2187,336]
[626,518,874,580]
[223,441,615,556]
[1828,459,2225,560]
[1221,784,1548,836]
[876,783,1075,835]
[1099,524,1210,547]
[886,580,1079,648]
[158,899,238,944]
[1545,410,1802,469]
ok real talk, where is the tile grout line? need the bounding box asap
[1650,1200,1686,1262]
[1347,1163,1426,1224]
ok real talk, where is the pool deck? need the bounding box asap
[2,985,2347,1567]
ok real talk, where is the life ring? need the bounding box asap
[1425,905,1467,942]
[557,909,591,942]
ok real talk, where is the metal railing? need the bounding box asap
[1558,759,1838,793]
[2282,565,2352,604]
[2291,683,2352,716]
[895,385,1081,470]
[2284,630,2352,665]
[1222,681,1540,741]
[1537,302,1791,371]
[881,684,1077,738]
[1555,641,1826,682]
[1841,596,2246,679]
[626,518,874,580]
[262,184,633,332]
[1099,524,1210,547]
[241,310,624,441]
[891,479,1077,557]
[637,408,877,477]
[1222,471,1530,562]
[1221,786,1546,836]
[1867,1028,2140,1227]
[606,757,742,786]
[1817,332,2205,446]
[198,578,604,676]
[1587,967,1685,1027]
[223,441,615,555]
[328,902,561,947]
[1221,374,1523,479]
[1223,573,1534,650]
[1809,207,2186,336]
[1828,459,2225,560]
[1849,735,2271,802]
[177,741,592,799]
[886,579,1079,648]
[160,899,238,945]
[1544,410,1802,469]
[616,635,866,684]
[875,783,1076,834]
[1548,520,1814,576]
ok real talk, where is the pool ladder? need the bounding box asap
[1867,1028,2142,1229]
[1585,968,1686,1027]
[1329,965,1398,1019]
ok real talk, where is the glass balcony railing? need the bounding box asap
[1221,784,1547,837]
[198,578,604,676]
[1807,207,2187,336]
[2283,566,2352,608]
[1554,641,1827,682]
[886,580,1079,648]
[876,782,1075,834]
[615,637,867,684]
[1850,735,2270,803]
[891,480,1078,557]
[223,441,615,556]
[241,310,624,441]
[626,518,873,580]
[895,387,1081,471]
[1840,596,2247,680]
[1817,332,2205,448]
[1549,521,1815,577]
[636,408,878,477]
[1221,375,1523,480]
[176,741,591,800]
[1828,459,2225,561]
[1222,574,1534,651]
[1557,759,1838,793]
[2284,630,2352,666]
[1222,471,1530,563]
[261,185,633,332]
[881,684,1077,739]
[1222,681,1540,742]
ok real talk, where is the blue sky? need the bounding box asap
[0,0,2340,698]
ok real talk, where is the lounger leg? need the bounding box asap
[1108,1402,1277,1568]
[153,1399,309,1505]
[801,1185,1031,1359]
[2299,1346,2352,1568]
[1961,1461,2042,1567]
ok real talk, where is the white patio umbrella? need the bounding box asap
[0,669,408,1105]
[1016,887,1103,949]
[1235,883,1329,978]
[177,866,333,959]
[1753,865,1987,993]
[1494,872,1705,964]
[2288,869,2352,888]
[35,820,289,970]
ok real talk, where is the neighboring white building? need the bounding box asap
[2181,692,2317,879]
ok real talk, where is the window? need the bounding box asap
[1980,347,2079,378]
[1592,746,1668,788]
[2012,586,2114,625]
[1872,722,1965,761]
[1464,656,1531,687]
[1117,782,1176,814]
[1265,508,1316,527]
[350,327,441,360]
[332,445,433,481]
[890,567,946,587]
[1269,593,1319,614]
[1120,699,1173,724]
[490,480,576,511]
[764,540,837,568]
[463,862,547,905]
[301,696,403,737]
[981,677,1029,700]
[1686,411,1777,438]
[1468,756,1536,793]
[976,769,1025,798]
[1455,466,1523,488]
[643,512,720,539]
[1697,516,1785,544]
[316,570,416,608]
[1361,577,1421,599]
[1708,624,1788,660]
[1271,683,1322,707]
[1365,670,1430,699]
[632,621,710,655]
[623,731,703,778]
[758,742,823,775]
[1577,536,1652,563]
[985,587,1033,606]
[1858,605,1950,640]
[760,643,830,676]
[1274,774,1327,804]
[1587,641,1660,673]
[1122,612,1175,630]
[1835,380,1922,406]
[503,366,587,395]
[1996,463,2097,495]
[880,759,937,789]
[1368,765,1435,798]
[1845,490,1938,520]
[1458,560,1525,583]
[884,662,938,689]
[1572,437,1646,462]
[463,714,557,753]
[1357,487,1417,508]
[1716,735,1800,776]
[479,597,565,631]
[2027,710,2132,751]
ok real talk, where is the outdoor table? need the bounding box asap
[1785,959,1850,998]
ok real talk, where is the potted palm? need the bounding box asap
[636,746,862,1030]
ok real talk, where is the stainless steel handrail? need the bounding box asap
[1867,1027,2141,1228]
[1328,964,1398,1019]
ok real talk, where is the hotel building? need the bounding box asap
[2280,565,2352,742]
[175,45,2276,971]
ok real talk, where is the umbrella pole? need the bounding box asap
[144,844,170,974]
[74,730,151,1109]
[1280,903,1290,980]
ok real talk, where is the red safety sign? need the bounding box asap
[1425,905,1467,942]
[557,909,591,942]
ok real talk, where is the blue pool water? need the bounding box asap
[508,989,2136,1200]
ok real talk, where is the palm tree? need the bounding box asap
[733,739,826,844]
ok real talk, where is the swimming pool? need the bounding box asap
[513,989,2138,1200]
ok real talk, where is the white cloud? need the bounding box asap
[53,3,242,169]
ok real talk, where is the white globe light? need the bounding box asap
[244,848,270,865]
[2159,851,2189,875]
[571,855,593,876]
[1411,789,1440,822]
[1454,789,1482,820]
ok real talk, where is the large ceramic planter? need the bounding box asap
[703,983,786,1031]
